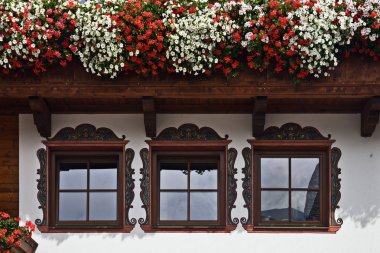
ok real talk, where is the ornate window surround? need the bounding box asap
[241,123,342,233]
[36,124,136,233]
[139,124,238,232]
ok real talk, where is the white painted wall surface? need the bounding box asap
[19,114,380,253]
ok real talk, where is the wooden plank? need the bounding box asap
[0,192,18,202]
[29,96,51,138]
[0,56,378,100]
[361,97,380,137]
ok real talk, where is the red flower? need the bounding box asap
[233,32,241,43]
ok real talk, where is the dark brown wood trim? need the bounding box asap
[142,97,156,138]
[252,96,267,137]
[29,96,51,138]
[361,97,380,137]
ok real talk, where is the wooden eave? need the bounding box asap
[1,56,380,136]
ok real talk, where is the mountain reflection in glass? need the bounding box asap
[261,191,289,221]
[292,191,320,221]
[260,157,321,222]
[291,158,320,189]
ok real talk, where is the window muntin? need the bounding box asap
[55,155,121,226]
[155,155,222,227]
[255,152,326,226]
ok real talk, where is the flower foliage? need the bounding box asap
[73,0,166,78]
[0,0,379,81]
[347,0,380,60]
[0,212,35,252]
[0,0,78,75]
[163,0,240,76]
[242,0,357,80]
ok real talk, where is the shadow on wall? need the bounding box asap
[33,225,153,246]
[338,143,380,228]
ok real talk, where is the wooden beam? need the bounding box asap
[142,97,156,138]
[361,97,380,137]
[28,96,51,138]
[252,96,268,137]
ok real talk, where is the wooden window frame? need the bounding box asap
[38,140,134,233]
[52,152,122,228]
[243,139,341,233]
[141,140,237,233]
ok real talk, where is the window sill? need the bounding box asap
[37,225,135,233]
[140,224,237,233]
[242,225,341,233]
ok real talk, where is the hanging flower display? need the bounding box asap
[72,0,166,78]
[0,0,78,75]
[163,0,240,76]
[288,0,357,79]
[348,0,380,60]
[241,0,303,76]
[0,0,378,81]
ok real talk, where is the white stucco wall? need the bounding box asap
[19,114,380,253]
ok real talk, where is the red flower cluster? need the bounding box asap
[213,3,245,78]
[0,0,78,75]
[113,0,167,75]
[347,0,380,61]
[0,212,34,252]
[244,0,306,79]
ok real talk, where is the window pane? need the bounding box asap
[89,192,117,221]
[90,162,117,189]
[291,191,320,221]
[190,192,217,220]
[59,192,87,221]
[190,163,217,189]
[291,158,320,189]
[261,158,289,188]
[261,191,289,221]
[160,163,187,189]
[160,192,187,220]
[59,163,87,190]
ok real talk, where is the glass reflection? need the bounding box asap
[291,191,320,221]
[160,163,187,189]
[89,192,117,220]
[261,191,289,221]
[90,162,117,190]
[160,192,187,220]
[291,158,320,189]
[59,163,87,190]
[59,192,87,221]
[261,158,289,188]
[190,192,217,220]
[190,163,217,189]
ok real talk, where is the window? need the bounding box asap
[241,123,343,233]
[35,124,135,233]
[139,124,238,232]
[54,154,121,227]
[254,152,327,227]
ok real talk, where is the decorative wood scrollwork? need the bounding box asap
[139,148,150,225]
[154,123,228,141]
[125,148,136,225]
[227,148,239,225]
[35,148,47,227]
[257,123,330,140]
[331,147,343,226]
[49,124,126,141]
[241,147,252,226]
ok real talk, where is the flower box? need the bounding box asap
[10,237,38,253]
